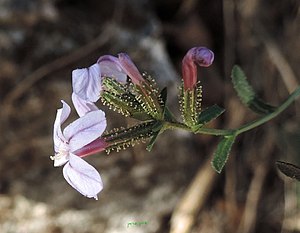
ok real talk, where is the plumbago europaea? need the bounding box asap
[50,47,300,199]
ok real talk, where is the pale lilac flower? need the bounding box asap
[72,63,101,103]
[72,92,99,117]
[52,100,107,199]
[182,47,214,90]
[97,55,127,84]
[71,53,145,117]
[97,53,144,85]
[71,56,126,115]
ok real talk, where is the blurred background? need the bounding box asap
[0,0,299,232]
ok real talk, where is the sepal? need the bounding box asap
[132,73,165,120]
[179,81,202,127]
[103,121,161,153]
[101,77,152,121]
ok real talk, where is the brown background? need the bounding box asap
[0,0,299,232]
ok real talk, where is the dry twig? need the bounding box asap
[223,0,237,78]
[170,156,217,233]
[237,129,275,233]
[254,23,299,94]
[224,97,248,232]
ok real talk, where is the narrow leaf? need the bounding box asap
[231,65,255,103]
[146,130,161,152]
[146,122,163,151]
[212,135,236,173]
[198,104,225,125]
[276,161,300,181]
[231,65,275,114]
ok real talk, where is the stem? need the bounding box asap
[196,127,235,136]
[165,87,300,136]
[165,121,234,136]
[236,87,300,135]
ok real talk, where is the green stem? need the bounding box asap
[236,87,300,135]
[165,87,300,136]
[196,127,235,136]
[164,121,234,136]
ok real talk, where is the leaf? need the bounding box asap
[146,122,163,151]
[231,65,255,103]
[146,130,161,152]
[231,65,275,114]
[211,135,236,173]
[276,161,300,181]
[197,104,225,125]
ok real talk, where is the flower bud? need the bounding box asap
[118,53,144,85]
[182,47,214,90]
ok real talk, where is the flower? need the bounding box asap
[52,100,107,199]
[72,53,144,111]
[71,92,99,117]
[182,47,214,90]
[72,63,102,103]
[97,55,128,84]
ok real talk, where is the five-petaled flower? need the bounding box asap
[52,100,107,199]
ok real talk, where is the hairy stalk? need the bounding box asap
[164,87,300,136]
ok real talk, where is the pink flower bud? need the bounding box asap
[182,47,214,90]
[118,53,144,85]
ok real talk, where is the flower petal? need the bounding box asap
[118,53,144,85]
[72,92,99,117]
[98,55,127,84]
[63,109,107,151]
[53,100,71,152]
[63,153,103,199]
[72,63,102,102]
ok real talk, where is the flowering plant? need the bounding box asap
[51,47,300,199]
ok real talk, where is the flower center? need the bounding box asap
[50,142,69,167]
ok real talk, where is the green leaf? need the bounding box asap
[231,65,255,103]
[146,130,160,152]
[197,104,225,125]
[231,65,276,114]
[211,135,236,173]
[146,122,163,151]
